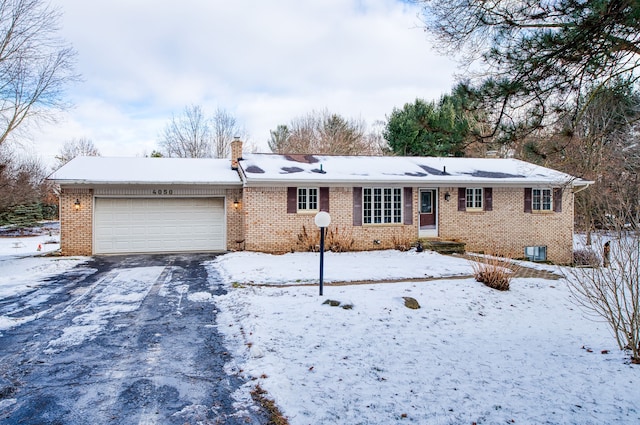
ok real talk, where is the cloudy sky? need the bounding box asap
[31,0,459,164]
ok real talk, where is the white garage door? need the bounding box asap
[94,198,225,254]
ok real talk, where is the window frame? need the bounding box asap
[532,188,552,212]
[465,188,483,211]
[297,187,319,212]
[363,187,403,225]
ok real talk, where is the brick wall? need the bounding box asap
[243,185,574,263]
[438,186,574,263]
[59,189,93,256]
[58,183,575,263]
[60,186,244,255]
[226,188,245,251]
[243,186,416,253]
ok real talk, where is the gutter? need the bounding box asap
[572,181,594,194]
[240,178,586,188]
[50,180,243,186]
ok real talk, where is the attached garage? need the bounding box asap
[94,197,226,254]
[49,155,245,256]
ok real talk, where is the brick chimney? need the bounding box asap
[231,137,243,170]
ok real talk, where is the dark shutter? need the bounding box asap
[353,187,362,226]
[553,188,563,212]
[458,187,466,211]
[287,187,297,214]
[524,188,532,213]
[320,187,330,212]
[403,187,413,225]
[484,187,493,211]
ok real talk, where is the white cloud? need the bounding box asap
[32,0,458,163]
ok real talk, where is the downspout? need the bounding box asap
[572,182,593,194]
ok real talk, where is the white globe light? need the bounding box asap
[314,211,331,227]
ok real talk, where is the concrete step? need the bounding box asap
[420,239,466,254]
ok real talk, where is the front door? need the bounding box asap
[419,189,438,237]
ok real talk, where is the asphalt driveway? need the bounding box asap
[0,254,269,424]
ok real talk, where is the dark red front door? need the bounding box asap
[419,189,436,228]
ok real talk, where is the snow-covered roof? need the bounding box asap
[49,156,241,185]
[48,154,593,188]
[239,153,591,187]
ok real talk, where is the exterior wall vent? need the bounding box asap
[525,246,547,262]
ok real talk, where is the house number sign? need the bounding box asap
[152,189,174,195]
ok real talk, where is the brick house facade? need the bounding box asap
[236,149,589,264]
[50,141,590,263]
[240,185,575,262]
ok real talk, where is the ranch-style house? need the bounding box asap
[49,140,592,263]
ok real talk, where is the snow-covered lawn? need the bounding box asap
[214,250,475,285]
[0,226,87,331]
[0,227,85,293]
[211,250,640,425]
[2,227,638,424]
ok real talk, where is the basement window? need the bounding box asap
[524,246,547,262]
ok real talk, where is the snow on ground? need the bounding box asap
[45,266,166,353]
[0,255,87,299]
[0,224,87,331]
[0,230,61,258]
[0,226,85,297]
[214,249,474,285]
[2,225,638,424]
[211,249,640,425]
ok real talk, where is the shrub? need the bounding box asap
[326,226,355,252]
[566,236,640,363]
[297,225,355,252]
[297,225,320,252]
[392,232,413,251]
[573,248,600,267]
[0,203,43,228]
[470,252,520,291]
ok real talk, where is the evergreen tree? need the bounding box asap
[417,0,640,133]
[383,85,478,157]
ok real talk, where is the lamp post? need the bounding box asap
[314,211,331,296]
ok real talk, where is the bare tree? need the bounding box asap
[269,109,382,155]
[158,105,246,158]
[0,0,77,147]
[567,230,640,364]
[281,112,315,154]
[211,107,245,159]
[517,80,640,245]
[55,137,100,168]
[159,104,212,158]
[0,144,51,219]
[367,119,391,155]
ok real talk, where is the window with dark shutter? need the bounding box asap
[484,188,493,211]
[362,187,403,224]
[524,188,532,213]
[320,187,330,212]
[458,187,466,211]
[403,187,413,225]
[353,187,362,226]
[294,187,319,211]
[553,188,562,212]
[287,187,296,213]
